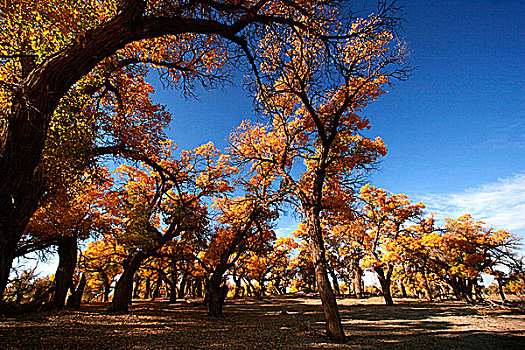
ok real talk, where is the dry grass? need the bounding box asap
[1,295,524,349]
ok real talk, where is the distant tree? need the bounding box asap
[358,185,425,305]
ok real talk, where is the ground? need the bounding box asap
[1,296,524,349]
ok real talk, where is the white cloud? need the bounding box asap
[417,173,525,234]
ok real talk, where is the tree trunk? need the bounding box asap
[151,276,161,301]
[375,265,394,305]
[50,236,78,309]
[207,271,226,318]
[422,269,434,301]
[178,274,188,299]
[496,278,507,303]
[195,278,203,298]
[102,273,111,303]
[329,268,340,296]
[110,252,145,312]
[351,259,363,299]
[132,275,141,299]
[233,276,243,299]
[306,211,345,342]
[398,280,407,298]
[144,277,151,299]
[67,274,86,309]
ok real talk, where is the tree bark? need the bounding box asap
[67,274,86,309]
[102,273,111,303]
[207,271,227,318]
[50,236,78,309]
[150,276,161,301]
[329,267,340,296]
[496,278,507,303]
[351,258,363,299]
[422,269,434,301]
[110,252,145,312]
[398,280,407,298]
[306,211,346,342]
[375,265,394,305]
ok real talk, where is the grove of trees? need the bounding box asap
[1,0,523,343]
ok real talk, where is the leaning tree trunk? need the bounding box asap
[398,280,408,298]
[374,265,394,306]
[110,252,145,312]
[496,278,507,303]
[422,268,434,301]
[50,236,78,309]
[306,211,345,342]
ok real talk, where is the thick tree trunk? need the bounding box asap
[110,252,145,312]
[375,265,394,305]
[306,211,345,342]
[50,236,78,309]
[67,274,86,309]
[207,271,226,318]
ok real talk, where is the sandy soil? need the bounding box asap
[1,296,524,349]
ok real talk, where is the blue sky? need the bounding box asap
[152,0,525,240]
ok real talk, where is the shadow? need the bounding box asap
[1,296,524,349]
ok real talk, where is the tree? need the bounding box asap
[198,194,278,317]
[358,185,425,305]
[107,141,234,312]
[228,1,408,338]
[17,169,112,309]
[430,215,516,303]
[80,239,125,302]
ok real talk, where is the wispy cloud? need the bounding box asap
[417,173,525,234]
[486,120,525,149]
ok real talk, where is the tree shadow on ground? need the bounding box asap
[1,296,523,349]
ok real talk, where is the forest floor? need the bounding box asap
[1,295,524,349]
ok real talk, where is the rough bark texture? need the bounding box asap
[329,268,340,296]
[306,211,346,342]
[67,274,86,309]
[422,269,434,302]
[375,265,394,306]
[50,237,78,309]
[110,252,145,312]
[207,272,226,318]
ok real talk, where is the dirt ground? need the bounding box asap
[1,295,524,349]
